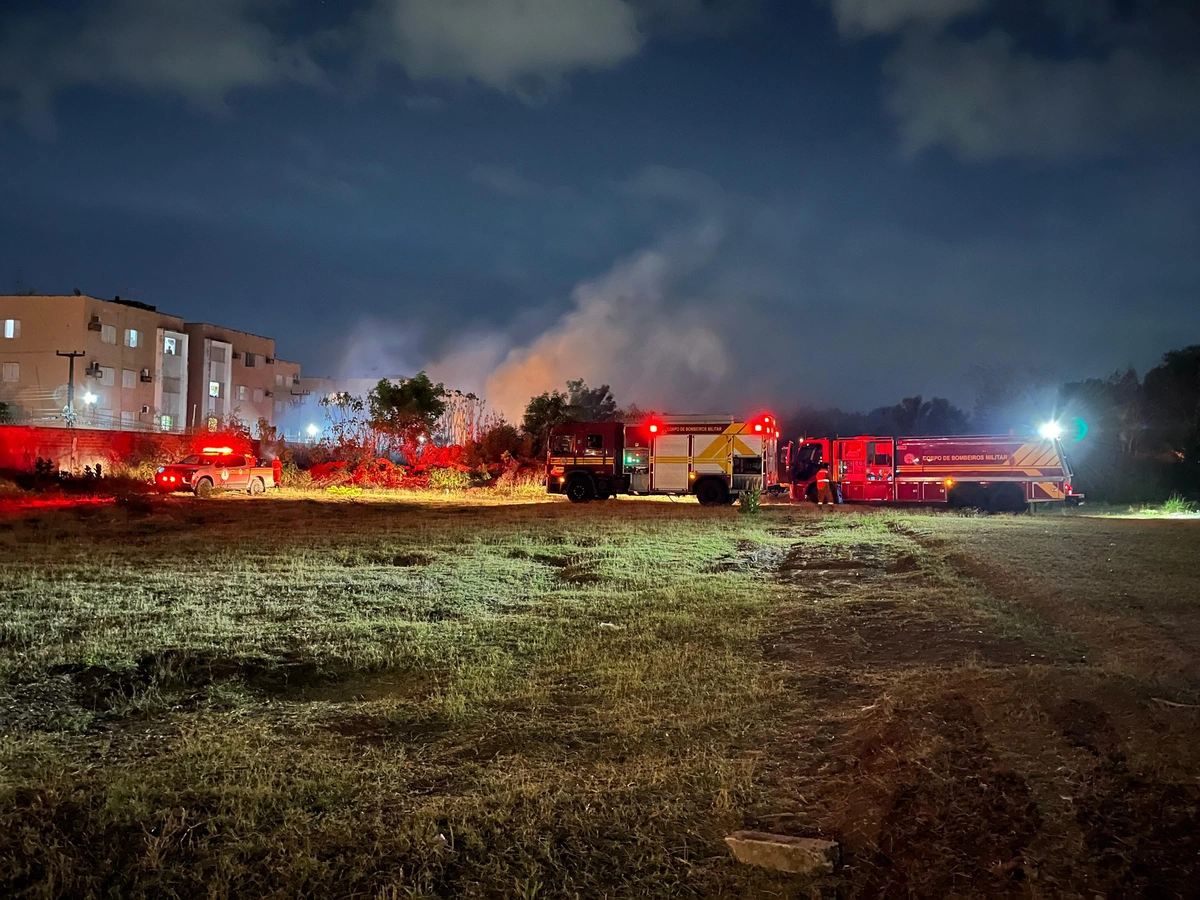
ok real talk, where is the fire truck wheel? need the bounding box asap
[565,476,594,503]
[694,478,728,507]
[987,483,1028,513]
[194,477,214,499]
[249,477,266,496]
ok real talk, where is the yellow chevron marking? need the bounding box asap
[1038,482,1065,499]
[696,435,731,461]
[733,437,757,456]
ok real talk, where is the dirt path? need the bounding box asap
[744,512,1200,899]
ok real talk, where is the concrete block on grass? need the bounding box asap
[725,831,839,875]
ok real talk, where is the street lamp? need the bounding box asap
[83,391,97,406]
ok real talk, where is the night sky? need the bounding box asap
[2,0,1198,418]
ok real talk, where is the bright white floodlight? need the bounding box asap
[82,391,98,405]
[306,423,320,438]
[1038,421,1064,440]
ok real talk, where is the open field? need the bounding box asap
[1,495,1198,898]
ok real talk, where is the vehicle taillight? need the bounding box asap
[1063,483,1072,494]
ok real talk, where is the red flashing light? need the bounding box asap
[648,424,659,433]
[754,424,763,432]
[201,446,233,455]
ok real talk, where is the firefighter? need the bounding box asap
[815,463,834,505]
[272,456,283,489]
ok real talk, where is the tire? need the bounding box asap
[948,483,986,509]
[566,476,594,503]
[194,477,214,499]
[249,477,265,496]
[695,478,728,507]
[987,483,1028,513]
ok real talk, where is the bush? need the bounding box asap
[429,467,471,491]
[739,485,762,515]
[280,462,311,488]
[1162,493,1197,515]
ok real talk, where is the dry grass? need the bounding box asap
[0,494,1198,898]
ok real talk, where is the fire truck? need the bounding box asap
[782,433,1083,511]
[155,446,277,497]
[546,414,779,504]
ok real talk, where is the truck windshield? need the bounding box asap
[178,455,216,465]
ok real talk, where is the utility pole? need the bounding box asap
[56,351,85,426]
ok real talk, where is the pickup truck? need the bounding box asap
[155,446,276,497]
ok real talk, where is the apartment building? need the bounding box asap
[0,294,189,431]
[182,324,303,433]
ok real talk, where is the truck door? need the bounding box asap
[864,439,895,501]
[221,455,250,489]
[835,440,867,500]
[651,434,690,492]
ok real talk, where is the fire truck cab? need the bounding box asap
[547,414,780,505]
[783,434,1083,511]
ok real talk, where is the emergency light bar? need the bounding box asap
[201,446,234,454]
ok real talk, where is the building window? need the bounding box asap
[160,415,173,431]
[275,374,284,386]
[244,352,257,367]
[162,376,181,394]
[253,388,264,403]
[122,369,136,389]
[209,381,221,398]
[1,362,17,382]
[100,366,115,387]
[210,345,226,363]
[236,385,247,401]
[164,335,177,355]
[101,324,116,344]
[98,408,113,424]
[121,411,135,427]
[124,328,139,348]
[274,400,283,413]
[2,319,18,339]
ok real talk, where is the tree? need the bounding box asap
[521,379,621,457]
[565,379,618,422]
[368,372,447,464]
[319,392,371,454]
[1143,346,1200,452]
[522,389,571,457]
[870,396,970,436]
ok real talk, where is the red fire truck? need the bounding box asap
[782,433,1083,511]
[547,414,780,504]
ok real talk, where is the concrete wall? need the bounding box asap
[0,425,193,473]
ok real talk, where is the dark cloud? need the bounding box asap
[0,0,321,134]
[838,0,1200,159]
[828,0,985,35]
[361,0,645,101]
